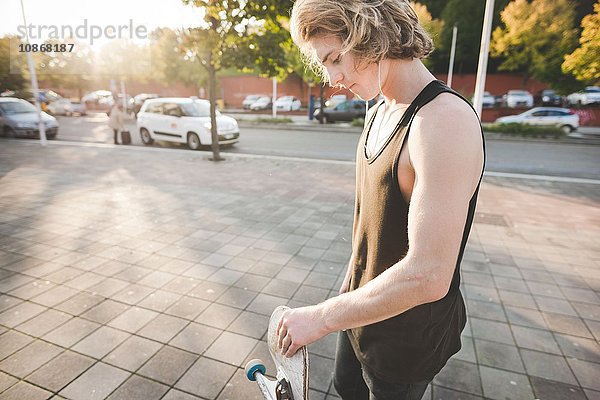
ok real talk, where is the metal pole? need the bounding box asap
[272,77,277,118]
[20,0,47,145]
[120,80,127,112]
[473,0,495,117]
[447,26,458,88]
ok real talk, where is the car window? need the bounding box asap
[530,111,548,117]
[547,111,569,116]
[336,102,350,111]
[180,102,221,117]
[145,102,163,114]
[163,103,182,117]
[0,101,36,114]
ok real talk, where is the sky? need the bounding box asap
[2,0,206,46]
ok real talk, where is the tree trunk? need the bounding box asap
[208,64,223,161]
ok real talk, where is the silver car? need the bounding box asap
[0,97,59,139]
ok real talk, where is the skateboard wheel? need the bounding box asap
[245,359,266,381]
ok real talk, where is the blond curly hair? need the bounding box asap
[290,0,434,84]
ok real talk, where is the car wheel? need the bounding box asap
[47,134,57,140]
[560,125,573,134]
[3,126,16,137]
[187,132,201,150]
[140,128,153,145]
[323,115,330,124]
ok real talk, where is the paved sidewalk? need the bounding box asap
[0,139,598,400]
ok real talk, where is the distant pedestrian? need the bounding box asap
[108,103,125,144]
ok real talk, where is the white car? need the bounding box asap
[249,96,272,111]
[504,90,534,108]
[275,96,301,112]
[47,98,74,116]
[566,86,600,106]
[324,94,348,108]
[495,107,579,133]
[242,94,263,109]
[137,98,239,150]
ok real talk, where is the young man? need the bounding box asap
[276,1,485,399]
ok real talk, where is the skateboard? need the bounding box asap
[245,306,309,400]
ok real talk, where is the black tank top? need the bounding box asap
[347,80,486,383]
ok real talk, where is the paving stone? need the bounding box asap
[59,362,130,400]
[303,271,339,290]
[504,306,547,330]
[0,339,62,378]
[196,303,241,330]
[543,312,593,339]
[227,311,269,339]
[30,284,79,307]
[309,353,336,393]
[138,289,181,312]
[470,318,514,345]
[0,330,34,360]
[293,285,330,304]
[176,357,236,399]
[567,358,600,391]
[530,376,587,400]
[80,299,130,324]
[0,380,52,400]
[0,371,17,393]
[72,326,130,359]
[89,277,130,298]
[188,280,229,301]
[138,345,198,385]
[512,325,561,354]
[431,385,484,400]
[262,279,301,298]
[216,287,258,309]
[162,388,200,400]
[498,290,538,309]
[276,267,310,283]
[112,283,154,305]
[8,279,55,300]
[247,293,288,316]
[170,322,221,354]
[27,350,95,392]
[55,292,105,316]
[233,273,271,292]
[521,349,578,385]
[554,333,600,363]
[15,308,71,337]
[108,306,158,333]
[0,301,46,328]
[107,374,169,400]
[216,367,264,400]
[138,314,189,343]
[465,299,506,322]
[479,365,533,400]
[535,296,578,317]
[165,295,211,320]
[104,335,162,371]
[0,295,22,313]
[434,359,482,395]
[474,339,525,373]
[205,331,258,366]
[572,302,600,321]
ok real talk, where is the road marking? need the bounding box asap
[5,139,600,184]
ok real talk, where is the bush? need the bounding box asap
[351,118,365,127]
[251,117,293,124]
[486,123,566,138]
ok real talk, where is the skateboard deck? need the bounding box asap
[245,306,309,400]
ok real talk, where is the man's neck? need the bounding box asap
[380,58,436,107]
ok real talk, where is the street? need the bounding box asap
[41,114,600,180]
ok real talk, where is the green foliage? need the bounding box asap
[249,117,293,124]
[351,118,365,127]
[563,1,600,83]
[0,36,26,92]
[486,123,565,138]
[491,0,580,93]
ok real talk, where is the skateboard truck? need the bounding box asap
[246,359,295,400]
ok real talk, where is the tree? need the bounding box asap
[411,2,443,69]
[491,0,580,93]
[0,36,27,94]
[563,1,600,83]
[428,0,509,74]
[181,0,294,161]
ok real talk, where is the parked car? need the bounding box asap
[0,97,59,139]
[137,97,239,150]
[473,91,496,108]
[314,99,368,123]
[69,101,87,115]
[324,94,348,108]
[46,98,74,116]
[133,93,159,116]
[249,96,273,111]
[536,89,563,107]
[82,90,114,113]
[495,107,579,134]
[503,90,534,108]
[275,96,301,112]
[242,94,264,109]
[566,86,600,106]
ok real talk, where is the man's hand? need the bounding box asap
[276,305,329,357]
